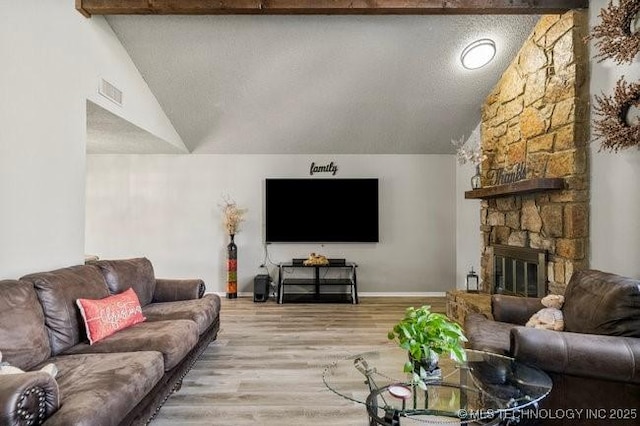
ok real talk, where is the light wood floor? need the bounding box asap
[151,296,445,426]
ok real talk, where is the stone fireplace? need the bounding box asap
[447,11,590,325]
[476,11,590,296]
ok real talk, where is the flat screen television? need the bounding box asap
[265,178,379,243]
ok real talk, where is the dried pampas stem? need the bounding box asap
[220,195,247,235]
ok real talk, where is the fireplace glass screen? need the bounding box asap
[490,244,547,298]
[494,256,540,297]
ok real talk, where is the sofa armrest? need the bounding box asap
[511,327,640,384]
[153,278,205,302]
[492,295,543,325]
[0,371,60,425]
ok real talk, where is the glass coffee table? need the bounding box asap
[323,345,552,425]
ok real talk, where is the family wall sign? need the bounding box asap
[309,161,338,176]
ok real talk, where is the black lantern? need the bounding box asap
[466,267,479,293]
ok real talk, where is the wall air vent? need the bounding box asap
[98,78,123,106]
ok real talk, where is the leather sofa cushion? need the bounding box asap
[90,257,156,307]
[563,269,640,336]
[21,265,109,356]
[464,313,517,356]
[0,280,51,370]
[512,327,640,384]
[63,319,198,370]
[143,293,221,335]
[37,351,164,426]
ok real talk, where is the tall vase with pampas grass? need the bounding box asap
[221,197,246,299]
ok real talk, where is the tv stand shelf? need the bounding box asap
[277,261,358,304]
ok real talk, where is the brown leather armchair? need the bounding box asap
[465,269,640,425]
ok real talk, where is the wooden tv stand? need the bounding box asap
[276,261,358,304]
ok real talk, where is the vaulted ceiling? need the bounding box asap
[103,14,541,154]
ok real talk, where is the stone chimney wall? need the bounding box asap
[479,12,590,295]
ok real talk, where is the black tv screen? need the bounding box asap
[265,178,379,243]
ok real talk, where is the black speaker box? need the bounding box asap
[253,274,270,302]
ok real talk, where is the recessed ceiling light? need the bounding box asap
[461,39,496,70]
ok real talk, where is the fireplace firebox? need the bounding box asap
[488,244,547,297]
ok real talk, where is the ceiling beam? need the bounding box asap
[76,0,589,17]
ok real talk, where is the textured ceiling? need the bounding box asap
[106,14,540,154]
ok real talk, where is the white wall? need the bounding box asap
[455,157,482,289]
[588,1,640,278]
[85,154,456,294]
[0,1,184,278]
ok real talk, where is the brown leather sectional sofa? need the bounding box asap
[465,269,640,425]
[0,257,220,426]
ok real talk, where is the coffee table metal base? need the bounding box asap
[366,383,504,426]
[323,347,552,426]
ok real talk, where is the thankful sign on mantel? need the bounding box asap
[487,162,527,186]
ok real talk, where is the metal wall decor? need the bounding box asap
[309,161,338,176]
[487,162,527,186]
[587,0,640,65]
[593,76,640,152]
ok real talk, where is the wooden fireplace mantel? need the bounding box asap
[464,178,565,200]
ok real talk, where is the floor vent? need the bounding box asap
[98,78,123,106]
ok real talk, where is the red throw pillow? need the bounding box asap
[76,288,146,344]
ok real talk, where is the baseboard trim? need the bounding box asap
[359,292,446,297]
[208,292,257,297]
[209,291,446,298]
[208,291,254,297]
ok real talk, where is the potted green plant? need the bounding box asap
[388,305,467,389]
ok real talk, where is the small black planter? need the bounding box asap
[409,352,442,381]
